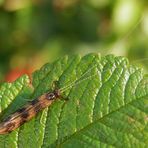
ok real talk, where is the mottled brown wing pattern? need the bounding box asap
[0,90,60,134]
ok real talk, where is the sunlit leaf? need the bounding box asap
[0,54,147,147]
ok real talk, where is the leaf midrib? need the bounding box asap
[59,94,147,146]
[57,57,136,146]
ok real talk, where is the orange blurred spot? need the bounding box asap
[5,68,32,83]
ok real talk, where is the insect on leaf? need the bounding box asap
[0,53,147,148]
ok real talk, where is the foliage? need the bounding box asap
[0,0,148,82]
[0,54,147,147]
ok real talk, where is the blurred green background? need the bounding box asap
[0,0,148,83]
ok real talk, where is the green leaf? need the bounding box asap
[0,53,147,148]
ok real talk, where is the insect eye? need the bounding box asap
[47,93,55,100]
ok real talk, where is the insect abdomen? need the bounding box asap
[0,93,55,134]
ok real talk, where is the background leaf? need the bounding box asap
[0,53,147,148]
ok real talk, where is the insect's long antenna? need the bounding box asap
[59,64,98,92]
[60,72,98,93]
[60,56,148,93]
[60,16,145,92]
[103,15,144,54]
[61,15,146,93]
[0,15,146,135]
[119,16,144,41]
